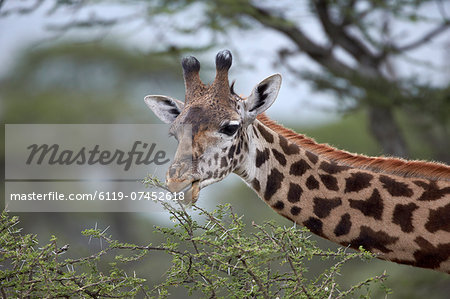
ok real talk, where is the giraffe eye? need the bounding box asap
[219,124,240,136]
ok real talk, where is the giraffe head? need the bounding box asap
[145,50,281,203]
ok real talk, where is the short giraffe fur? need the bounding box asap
[145,50,450,273]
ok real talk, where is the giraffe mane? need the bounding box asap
[256,113,450,181]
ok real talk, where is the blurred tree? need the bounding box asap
[0,43,182,124]
[0,43,184,239]
[0,43,190,295]
[1,0,449,161]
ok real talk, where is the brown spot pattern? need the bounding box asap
[257,124,274,143]
[305,151,318,164]
[425,203,450,233]
[392,203,418,233]
[350,226,398,253]
[235,141,241,155]
[220,157,227,168]
[264,168,284,201]
[319,174,339,191]
[313,197,342,219]
[252,125,259,137]
[349,189,383,220]
[243,141,248,152]
[227,144,236,159]
[414,180,450,201]
[319,161,350,174]
[272,201,285,210]
[414,237,450,269]
[252,178,260,192]
[344,172,373,193]
[291,206,301,216]
[279,136,299,155]
[255,148,270,168]
[272,149,287,166]
[287,183,302,203]
[306,175,320,190]
[380,175,413,197]
[303,217,323,236]
[334,213,352,236]
[257,113,450,181]
[289,159,311,176]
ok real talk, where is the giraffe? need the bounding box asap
[145,50,450,273]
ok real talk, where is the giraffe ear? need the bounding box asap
[144,95,184,124]
[244,74,282,122]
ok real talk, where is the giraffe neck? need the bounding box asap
[235,118,450,273]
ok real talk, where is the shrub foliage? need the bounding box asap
[0,178,389,298]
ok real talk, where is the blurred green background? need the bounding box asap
[1,0,449,297]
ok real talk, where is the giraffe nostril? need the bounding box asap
[168,166,177,178]
[167,162,195,182]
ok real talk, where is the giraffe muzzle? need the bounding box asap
[167,178,200,204]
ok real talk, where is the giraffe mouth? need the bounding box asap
[167,178,201,204]
[181,180,200,204]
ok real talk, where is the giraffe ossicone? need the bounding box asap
[145,50,450,273]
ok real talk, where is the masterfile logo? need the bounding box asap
[26,141,170,171]
[5,124,188,180]
[4,124,192,212]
